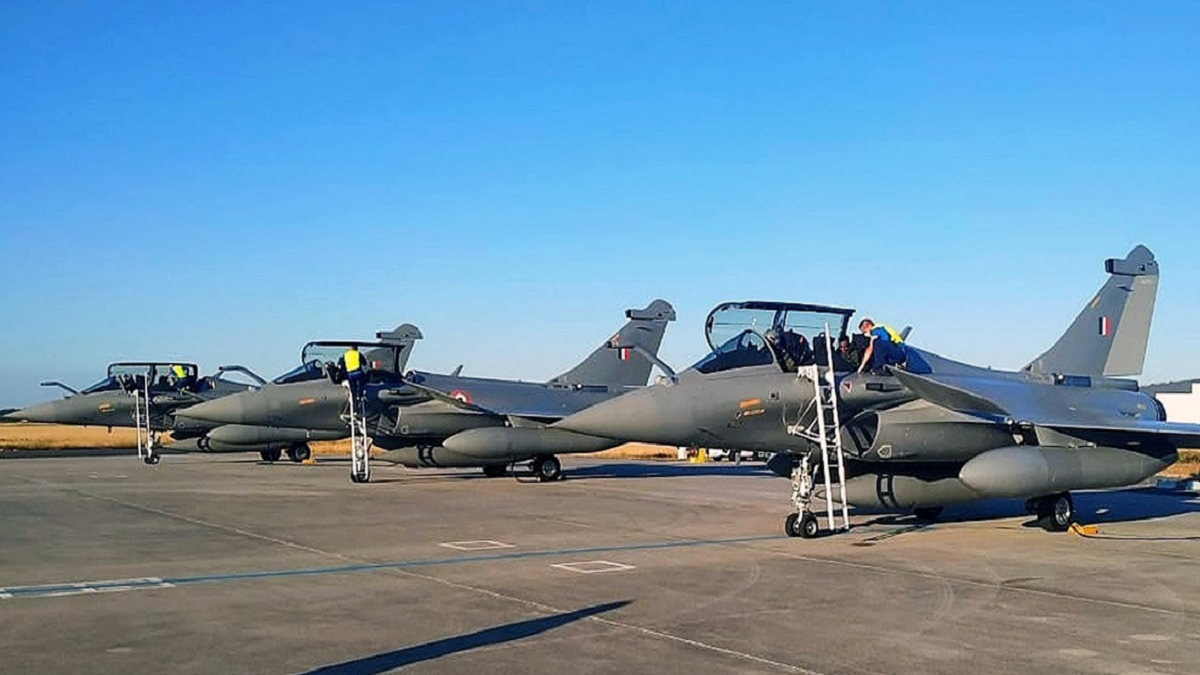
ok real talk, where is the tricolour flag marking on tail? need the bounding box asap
[619,347,631,361]
[1098,316,1111,337]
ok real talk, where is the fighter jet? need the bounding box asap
[178,300,677,482]
[555,247,1193,537]
[4,362,260,463]
[166,324,424,463]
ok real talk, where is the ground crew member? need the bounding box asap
[342,346,365,399]
[169,364,194,391]
[857,319,906,374]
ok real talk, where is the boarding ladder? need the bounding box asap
[128,375,160,466]
[785,326,850,536]
[345,382,372,483]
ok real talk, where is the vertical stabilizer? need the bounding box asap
[1025,245,1158,377]
[549,300,676,388]
[377,323,423,372]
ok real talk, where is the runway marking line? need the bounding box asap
[439,540,515,551]
[550,560,636,574]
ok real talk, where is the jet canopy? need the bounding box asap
[693,301,856,374]
[272,341,406,385]
[80,362,199,394]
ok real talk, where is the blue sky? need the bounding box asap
[1,2,1198,406]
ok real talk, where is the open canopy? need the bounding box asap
[272,341,406,385]
[79,362,199,394]
[693,301,856,375]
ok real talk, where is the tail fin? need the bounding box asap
[548,300,676,388]
[376,323,423,372]
[1024,245,1158,377]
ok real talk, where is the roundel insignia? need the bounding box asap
[842,380,853,393]
[450,389,471,404]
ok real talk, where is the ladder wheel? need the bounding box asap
[800,512,820,539]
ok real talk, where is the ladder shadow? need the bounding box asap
[293,600,630,675]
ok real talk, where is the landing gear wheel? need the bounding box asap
[144,453,161,466]
[785,512,820,538]
[532,455,562,482]
[350,471,370,484]
[482,464,506,478]
[1036,492,1073,532]
[260,449,283,463]
[287,444,312,463]
[914,506,944,522]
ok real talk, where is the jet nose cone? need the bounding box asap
[177,393,251,426]
[6,401,64,424]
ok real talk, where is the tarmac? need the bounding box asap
[1,452,1199,675]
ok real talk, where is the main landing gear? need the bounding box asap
[530,454,562,482]
[286,443,312,463]
[260,449,282,463]
[1027,492,1074,532]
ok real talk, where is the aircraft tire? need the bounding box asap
[914,506,943,522]
[287,444,312,463]
[482,464,506,478]
[533,455,562,482]
[1036,492,1073,532]
[800,513,820,538]
[785,513,802,537]
[786,512,820,538]
[144,454,161,466]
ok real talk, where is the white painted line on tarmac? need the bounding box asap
[0,577,175,600]
[439,540,515,551]
[550,560,636,574]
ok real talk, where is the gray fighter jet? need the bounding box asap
[555,247,1193,536]
[4,362,260,463]
[178,301,676,482]
[166,324,423,463]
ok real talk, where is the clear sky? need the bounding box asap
[1,2,1198,407]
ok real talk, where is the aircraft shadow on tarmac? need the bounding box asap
[860,488,1200,536]
[294,600,630,675]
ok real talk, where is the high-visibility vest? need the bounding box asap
[344,349,362,372]
[171,365,187,379]
[879,325,904,344]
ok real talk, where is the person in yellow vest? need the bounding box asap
[857,319,906,374]
[342,346,365,399]
[169,364,194,391]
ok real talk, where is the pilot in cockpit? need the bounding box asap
[767,328,813,372]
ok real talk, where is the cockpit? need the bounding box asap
[272,341,406,386]
[691,301,856,375]
[80,362,201,394]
